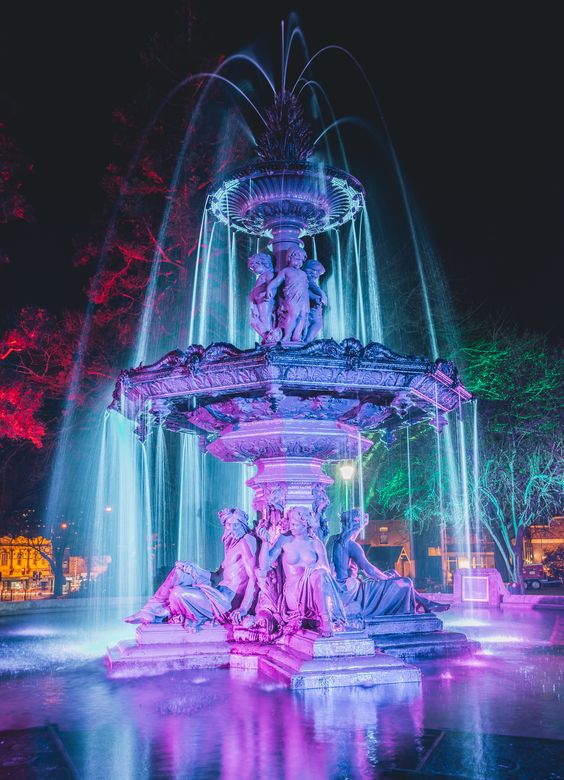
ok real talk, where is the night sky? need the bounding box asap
[1,2,562,339]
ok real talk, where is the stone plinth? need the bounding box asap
[235,630,421,690]
[105,624,231,679]
[453,568,508,607]
[257,647,420,690]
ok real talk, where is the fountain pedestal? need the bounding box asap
[207,418,370,514]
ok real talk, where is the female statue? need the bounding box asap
[327,508,448,620]
[258,505,346,636]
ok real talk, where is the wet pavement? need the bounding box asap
[0,607,562,779]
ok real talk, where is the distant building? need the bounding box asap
[67,555,111,590]
[364,518,495,586]
[524,517,564,565]
[364,515,561,587]
[0,536,54,599]
[362,519,414,578]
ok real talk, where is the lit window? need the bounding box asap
[379,526,389,545]
[0,551,7,566]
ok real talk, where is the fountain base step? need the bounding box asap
[105,624,231,678]
[365,614,444,635]
[364,614,479,661]
[252,630,421,690]
[373,631,480,661]
[106,625,421,688]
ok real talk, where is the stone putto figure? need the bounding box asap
[303,259,327,342]
[248,252,275,342]
[125,508,257,628]
[266,247,311,342]
[258,505,346,636]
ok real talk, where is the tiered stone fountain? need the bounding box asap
[106,94,475,687]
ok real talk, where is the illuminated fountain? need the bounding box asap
[106,92,475,687]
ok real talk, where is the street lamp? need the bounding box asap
[339,463,355,481]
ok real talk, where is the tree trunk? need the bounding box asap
[53,562,65,598]
[512,525,526,594]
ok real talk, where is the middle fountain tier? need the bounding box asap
[111,338,470,528]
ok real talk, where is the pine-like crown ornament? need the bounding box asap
[255,92,314,162]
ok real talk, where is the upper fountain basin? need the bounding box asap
[208,161,365,237]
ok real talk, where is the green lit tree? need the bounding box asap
[462,323,563,585]
[478,444,562,586]
[361,322,563,589]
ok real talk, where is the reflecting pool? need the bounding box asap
[0,608,562,779]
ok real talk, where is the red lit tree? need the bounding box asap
[0,7,244,515]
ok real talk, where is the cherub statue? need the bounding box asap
[266,247,310,342]
[303,259,327,342]
[248,252,275,341]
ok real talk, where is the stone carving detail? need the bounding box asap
[208,434,346,462]
[253,482,288,539]
[311,483,330,540]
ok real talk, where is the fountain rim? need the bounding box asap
[208,159,366,238]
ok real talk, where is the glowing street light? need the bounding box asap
[339,463,355,481]
[105,506,113,513]
[60,522,68,530]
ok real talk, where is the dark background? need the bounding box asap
[1,1,562,338]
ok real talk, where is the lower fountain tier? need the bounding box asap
[207,419,371,462]
[106,623,421,689]
[106,617,479,688]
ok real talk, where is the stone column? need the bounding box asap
[206,418,372,536]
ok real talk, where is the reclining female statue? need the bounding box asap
[257,505,346,637]
[125,508,257,628]
[327,508,448,621]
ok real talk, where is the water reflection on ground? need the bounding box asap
[0,608,562,779]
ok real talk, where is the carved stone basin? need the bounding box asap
[208,161,365,238]
[110,338,471,449]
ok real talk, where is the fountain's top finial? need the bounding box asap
[255,91,314,162]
